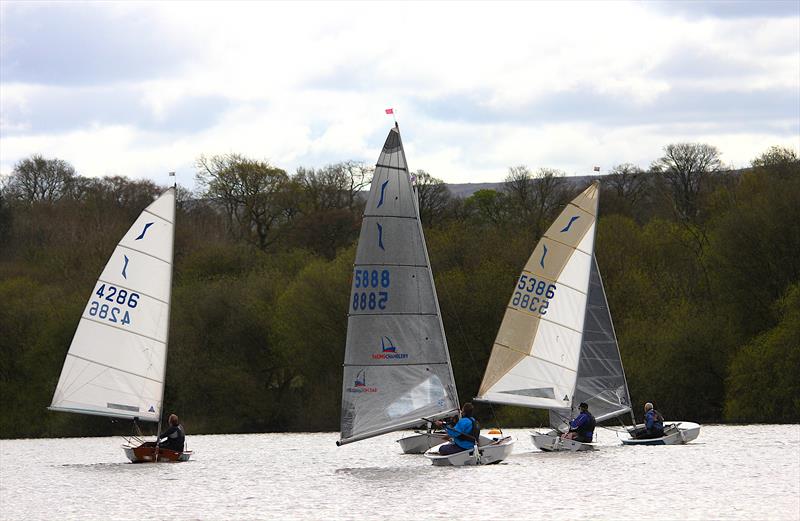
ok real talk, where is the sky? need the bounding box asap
[1,1,798,187]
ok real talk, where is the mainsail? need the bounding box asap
[50,188,176,422]
[338,125,459,445]
[476,181,631,425]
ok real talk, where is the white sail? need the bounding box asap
[50,188,176,422]
[477,182,602,411]
[338,125,459,445]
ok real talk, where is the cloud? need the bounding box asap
[1,1,798,185]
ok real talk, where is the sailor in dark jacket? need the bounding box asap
[158,414,185,452]
[641,402,665,438]
[562,402,595,443]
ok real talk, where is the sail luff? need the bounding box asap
[156,187,176,435]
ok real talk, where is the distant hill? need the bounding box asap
[445,175,597,198]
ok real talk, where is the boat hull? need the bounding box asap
[122,441,192,463]
[424,435,515,466]
[621,421,701,446]
[530,431,595,452]
[396,432,449,454]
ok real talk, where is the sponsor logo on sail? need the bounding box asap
[346,369,377,393]
[372,336,409,359]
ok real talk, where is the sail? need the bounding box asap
[547,254,632,427]
[570,255,631,422]
[476,182,600,411]
[338,125,459,445]
[50,188,175,422]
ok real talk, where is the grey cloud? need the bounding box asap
[1,3,194,86]
[413,85,798,134]
[2,86,231,136]
[644,0,799,19]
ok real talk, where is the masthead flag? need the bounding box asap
[385,108,394,114]
[593,166,600,172]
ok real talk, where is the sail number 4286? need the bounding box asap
[513,275,556,315]
[88,284,140,326]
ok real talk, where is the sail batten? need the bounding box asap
[339,126,459,445]
[50,188,175,422]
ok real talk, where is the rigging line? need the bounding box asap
[436,275,504,435]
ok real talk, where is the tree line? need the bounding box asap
[0,143,797,438]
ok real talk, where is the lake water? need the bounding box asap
[1,425,798,520]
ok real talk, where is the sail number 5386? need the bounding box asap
[513,275,556,315]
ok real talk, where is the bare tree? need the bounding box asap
[413,170,451,226]
[6,155,77,203]
[294,161,371,212]
[503,166,567,237]
[653,143,722,221]
[196,154,290,250]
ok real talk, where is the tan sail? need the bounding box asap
[477,182,600,410]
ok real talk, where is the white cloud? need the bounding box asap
[1,1,798,185]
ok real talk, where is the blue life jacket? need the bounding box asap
[645,409,664,434]
[446,416,478,450]
[570,411,595,440]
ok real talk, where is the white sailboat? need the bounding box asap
[337,123,513,466]
[475,181,700,450]
[49,186,190,462]
[474,182,629,451]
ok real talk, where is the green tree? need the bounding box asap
[725,283,800,422]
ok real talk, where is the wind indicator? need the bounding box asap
[385,107,397,126]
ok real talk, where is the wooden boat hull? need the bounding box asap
[530,431,595,452]
[122,441,192,463]
[621,421,701,446]
[424,435,515,466]
[396,432,449,454]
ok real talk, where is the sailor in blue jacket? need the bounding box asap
[433,402,479,455]
[561,402,595,443]
[642,402,665,438]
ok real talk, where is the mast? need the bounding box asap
[155,173,177,458]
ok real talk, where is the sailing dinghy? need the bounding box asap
[337,123,513,466]
[49,187,190,463]
[475,182,633,451]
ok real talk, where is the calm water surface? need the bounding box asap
[1,425,798,520]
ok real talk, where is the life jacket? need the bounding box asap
[576,412,595,437]
[458,417,481,442]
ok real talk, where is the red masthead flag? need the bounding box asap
[385,108,394,114]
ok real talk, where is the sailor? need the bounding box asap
[433,402,480,455]
[639,402,665,439]
[158,414,186,452]
[561,402,595,443]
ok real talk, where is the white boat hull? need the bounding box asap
[530,430,595,452]
[621,421,701,446]
[396,432,449,454]
[424,435,515,466]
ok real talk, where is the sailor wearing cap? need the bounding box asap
[561,402,596,443]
